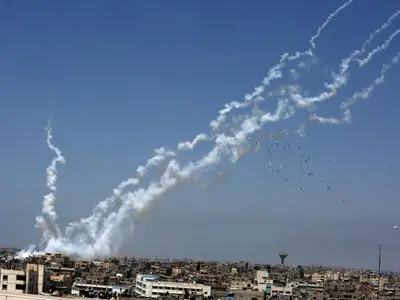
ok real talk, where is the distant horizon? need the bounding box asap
[5,246,390,274]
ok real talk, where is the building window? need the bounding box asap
[16,284,26,291]
[2,284,7,291]
[16,275,26,281]
[2,275,8,281]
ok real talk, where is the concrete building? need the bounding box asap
[71,282,129,297]
[25,264,49,294]
[254,270,269,291]
[0,265,48,295]
[267,281,292,297]
[47,266,74,288]
[229,279,252,291]
[135,274,211,298]
[1,269,29,294]
[253,271,292,296]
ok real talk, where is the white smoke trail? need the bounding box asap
[311,51,400,125]
[309,0,355,51]
[64,0,356,228]
[96,16,398,246]
[177,133,209,151]
[340,10,400,74]
[41,100,293,259]
[93,1,357,203]
[310,109,352,125]
[357,29,400,67]
[341,52,400,110]
[63,146,176,241]
[208,0,356,131]
[35,121,65,239]
[290,24,400,109]
[18,4,400,260]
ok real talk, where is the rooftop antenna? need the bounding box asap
[377,240,382,300]
[279,252,288,265]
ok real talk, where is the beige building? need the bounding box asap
[25,264,49,294]
[252,270,292,296]
[254,270,269,291]
[1,269,29,294]
[229,279,252,291]
[268,282,293,297]
[0,264,49,295]
[135,274,211,298]
[310,272,325,282]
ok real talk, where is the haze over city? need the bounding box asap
[1,0,400,270]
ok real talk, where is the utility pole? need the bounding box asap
[377,240,382,300]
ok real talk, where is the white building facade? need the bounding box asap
[135,274,211,299]
[0,265,47,295]
[71,282,129,296]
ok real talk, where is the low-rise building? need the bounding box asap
[71,282,129,297]
[267,281,293,297]
[0,265,48,295]
[1,269,29,294]
[254,270,269,291]
[135,274,211,298]
[229,279,252,291]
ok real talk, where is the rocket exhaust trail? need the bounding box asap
[342,52,400,110]
[17,4,400,260]
[302,51,400,125]
[310,109,352,125]
[64,147,176,240]
[82,0,359,209]
[35,121,65,240]
[308,0,355,51]
[208,0,356,132]
[340,10,400,74]
[249,17,399,134]
[298,13,400,125]
[61,102,293,259]
[290,25,400,109]
[61,0,357,238]
[357,29,400,67]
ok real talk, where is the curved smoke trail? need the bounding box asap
[312,51,400,125]
[209,0,356,133]
[34,120,65,242]
[16,1,400,259]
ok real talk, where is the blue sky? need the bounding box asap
[1,0,400,270]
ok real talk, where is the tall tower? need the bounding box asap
[279,252,288,265]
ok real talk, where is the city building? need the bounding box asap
[47,266,74,289]
[254,270,269,291]
[0,265,48,295]
[267,281,293,297]
[71,282,129,297]
[25,264,49,294]
[135,274,211,298]
[1,269,31,294]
